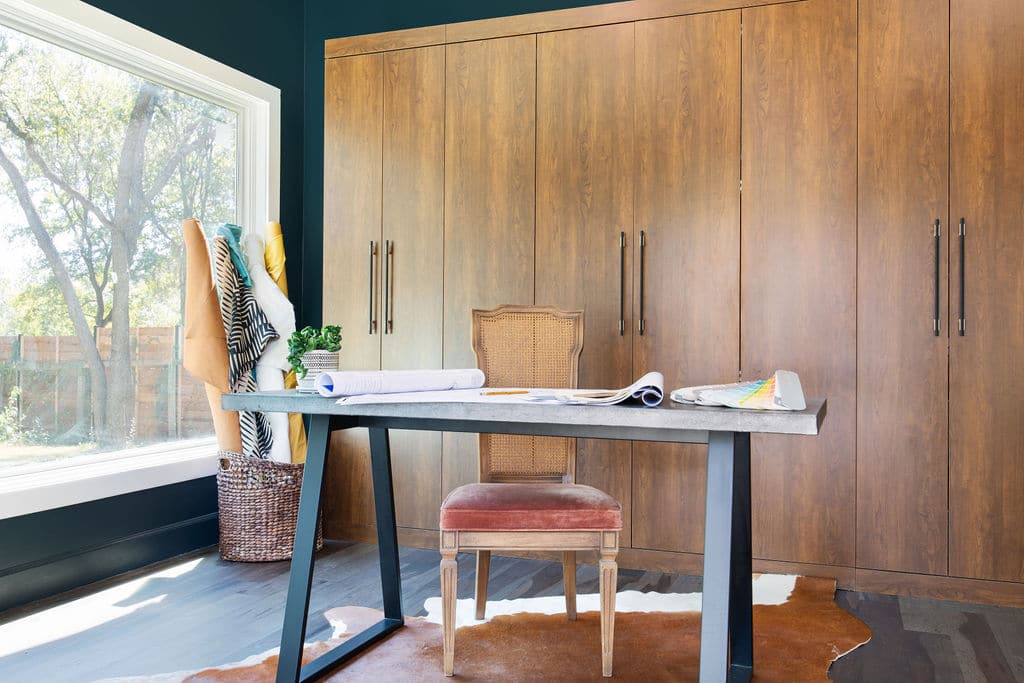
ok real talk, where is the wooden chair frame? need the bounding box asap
[439,304,620,677]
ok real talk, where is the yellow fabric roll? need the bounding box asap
[265,221,307,463]
[182,218,242,452]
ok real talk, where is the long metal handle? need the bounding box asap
[384,240,394,334]
[958,218,966,336]
[618,231,625,335]
[933,219,941,336]
[368,240,377,335]
[638,230,646,336]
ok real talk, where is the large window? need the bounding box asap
[0,0,278,479]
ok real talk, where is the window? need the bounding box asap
[0,0,279,487]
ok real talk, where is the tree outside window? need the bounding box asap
[0,22,234,467]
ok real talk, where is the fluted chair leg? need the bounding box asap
[475,550,491,620]
[441,548,458,676]
[563,550,577,620]
[599,549,618,677]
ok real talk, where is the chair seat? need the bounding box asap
[440,482,622,531]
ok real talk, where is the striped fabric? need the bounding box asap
[212,236,278,459]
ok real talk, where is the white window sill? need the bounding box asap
[0,438,220,520]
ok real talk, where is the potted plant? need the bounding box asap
[287,325,342,392]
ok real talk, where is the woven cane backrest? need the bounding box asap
[472,305,584,483]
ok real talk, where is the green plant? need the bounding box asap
[287,325,342,378]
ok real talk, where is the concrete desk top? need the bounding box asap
[223,391,826,444]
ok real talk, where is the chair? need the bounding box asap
[439,305,621,677]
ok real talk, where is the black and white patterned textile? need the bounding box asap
[212,236,278,459]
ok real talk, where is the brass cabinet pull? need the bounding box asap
[619,231,626,335]
[958,218,966,336]
[384,239,394,334]
[638,230,646,336]
[933,219,941,336]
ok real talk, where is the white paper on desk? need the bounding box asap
[524,371,665,407]
[315,368,485,398]
[336,388,537,405]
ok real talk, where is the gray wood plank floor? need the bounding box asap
[0,541,1020,682]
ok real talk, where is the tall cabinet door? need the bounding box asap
[741,0,858,566]
[322,54,384,536]
[631,12,741,554]
[536,24,635,545]
[442,36,537,497]
[950,0,1024,582]
[381,46,445,531]
[857,0,949,575]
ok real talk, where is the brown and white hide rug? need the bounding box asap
[105,574,870,682]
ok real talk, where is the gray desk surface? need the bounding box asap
[222,391,825,443]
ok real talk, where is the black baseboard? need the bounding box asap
[0,476,218,613]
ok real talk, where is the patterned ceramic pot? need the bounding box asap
[297,350,340,392]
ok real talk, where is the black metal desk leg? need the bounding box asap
[728,433,753,680]
[368,428,404,621]
[700,431,742,683]
[276,414,332,683]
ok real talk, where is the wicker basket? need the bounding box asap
[216,450,323,562]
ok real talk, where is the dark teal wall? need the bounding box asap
[84,0,306,309]
[301,0,627,327]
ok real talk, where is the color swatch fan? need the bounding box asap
[670,370,806,411]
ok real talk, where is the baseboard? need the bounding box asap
[0,512,218,613]
[855,568,1024,608]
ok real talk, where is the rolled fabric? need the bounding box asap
[315,369,485,398]
[181,218,241,452]
[244,233,294,372]
[215,223,251,287]
[264,220,307,464]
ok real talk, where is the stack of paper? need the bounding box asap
[314,369,485,398]
[670,370,806,411]
[525,371,664,407]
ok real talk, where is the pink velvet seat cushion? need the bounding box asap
[440,482,623,531]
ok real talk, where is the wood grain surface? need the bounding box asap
[856,0,950,575]
[949,0,1024,583]
[441,35,538,498]
[536,24,635,547]
[741,0,858,566]
[630,11,741,554]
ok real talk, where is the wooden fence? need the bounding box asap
[0,327,212,444]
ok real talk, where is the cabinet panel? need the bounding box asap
[741,0,857,565]
[857,0,949,574]
[323,54,383,536]
[950,0,1024,582]
[442,36,537,497]
[630,11,740,553]
[536,24,634,545]
[382,46,445,530]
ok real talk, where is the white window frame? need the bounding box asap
[0,0,282,519]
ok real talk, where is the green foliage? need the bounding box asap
[287,325,342,378]
[0,386,44,445]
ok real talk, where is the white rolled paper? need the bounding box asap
[314,368,486,398]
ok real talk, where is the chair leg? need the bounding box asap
[599,549,618,677]
[441,548,458,677]
[475,550,491,620]
[563,550,577,620]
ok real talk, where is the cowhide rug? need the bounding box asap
[104,575,870,682]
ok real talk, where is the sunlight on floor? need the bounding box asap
[0,558,203,657]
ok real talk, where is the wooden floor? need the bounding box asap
[0,541,1021,682]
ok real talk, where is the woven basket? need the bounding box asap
[216,450,323,562]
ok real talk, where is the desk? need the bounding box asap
[222,392,826,683]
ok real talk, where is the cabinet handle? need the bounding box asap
[384,239,394,334]
[368,240,377,335]
[638,230,646,336]
[933,219,941,336]
[618,231,625,335]
[958,218,966,336]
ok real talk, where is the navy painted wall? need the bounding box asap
[301,0,627,327]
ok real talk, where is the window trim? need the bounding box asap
[0,0,281,516]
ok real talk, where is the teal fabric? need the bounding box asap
[215,223,251,287]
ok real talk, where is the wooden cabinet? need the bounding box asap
[741,0,858,566]
[535,23,635,546]
[322,47,445,535]
[441,35,537,498]
[630,11,740,554]
[857,0,950,575]
[949,0,1024,582]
